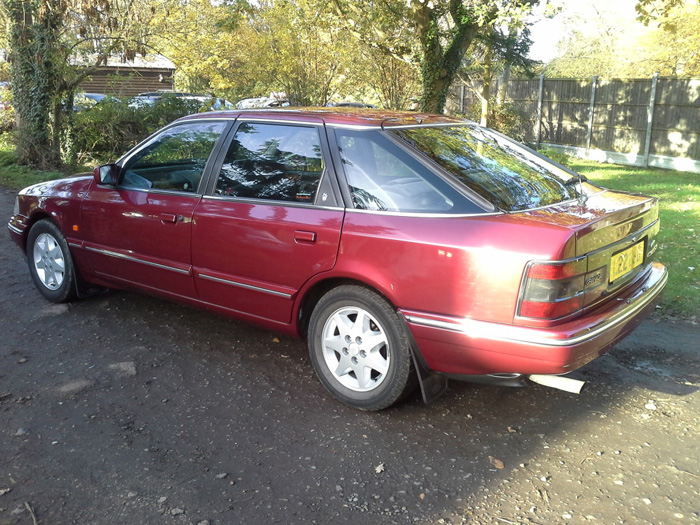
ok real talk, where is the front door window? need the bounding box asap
[122,121,226,192]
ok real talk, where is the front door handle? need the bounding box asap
[160,213,177,224]
[294,230,316,243]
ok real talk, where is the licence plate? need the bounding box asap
[609,241,645,282]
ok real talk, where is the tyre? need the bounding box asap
[308,285,414,410]
[26,219,77,303]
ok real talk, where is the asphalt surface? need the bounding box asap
[1,185,698,524]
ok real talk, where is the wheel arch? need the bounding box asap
[19,210,55,251]
[296,276,394,339]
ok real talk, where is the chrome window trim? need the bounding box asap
[325,122,470,131]
[343,208,502,219]
[213,120,330,205]
[382,122,470,130]
[197,273,293,299]
[236,117,324,127]
[404,263,667,348]
[108,186,204,198]
[201,194,344,211]
[84,246,191,275]
[324,123,383,130]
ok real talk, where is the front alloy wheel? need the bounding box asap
[26,219,77,303]
[33,232,66,290]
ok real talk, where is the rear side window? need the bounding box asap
[335,130,478,213]
[392,125,581,211]
[215,123,324,203]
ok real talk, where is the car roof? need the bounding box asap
[178,107,465,129]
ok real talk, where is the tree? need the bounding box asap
[1,0,160,168]
[253,0,348,106]
[333,0,539,114]
[635,0,685,28]
[546,2,700,78]
[459,23,536,126]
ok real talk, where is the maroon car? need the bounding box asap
[8,109,667,410]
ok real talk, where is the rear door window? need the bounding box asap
[215,123,324,203]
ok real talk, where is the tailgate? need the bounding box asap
[572,191,660,308]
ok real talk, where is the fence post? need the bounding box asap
[643,72,659,167]
[460,83,465,114]
[586,75,598,152]
[536,74,544,149]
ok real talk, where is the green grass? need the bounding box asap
[568,159,699,320]
[0,146,67,190]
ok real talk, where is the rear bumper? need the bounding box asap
[402,262,667,376]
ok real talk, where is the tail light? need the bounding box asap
[518,258,606,320]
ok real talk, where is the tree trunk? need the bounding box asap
[480,34,493,126]
[5,0,62,169]
[416,4,480,114]
[497,63,511,105]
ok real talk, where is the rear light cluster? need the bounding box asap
[518,258,606,320]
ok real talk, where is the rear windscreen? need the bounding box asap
[392,125,582,212]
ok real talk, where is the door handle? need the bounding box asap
[294,230,316,243]
[160,213,177,224]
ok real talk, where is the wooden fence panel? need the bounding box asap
[448,75,700,172]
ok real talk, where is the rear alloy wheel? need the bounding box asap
[26,219,77,303]
[308,285,414,410]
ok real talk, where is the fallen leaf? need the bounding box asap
[374,463,385,474]
[489,456,505,469]
[0,488,10,496]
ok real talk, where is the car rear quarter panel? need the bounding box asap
[333,211,576,324]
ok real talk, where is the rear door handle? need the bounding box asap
[294,230,316,243]
[160,213,177,224]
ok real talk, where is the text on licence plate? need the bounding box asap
[609,241,645,282]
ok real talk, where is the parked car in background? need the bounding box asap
[327,101,376,108]
[129,92,233,110]
[73,92,121,112]
[235,96,290,109]
[8,108,667,411]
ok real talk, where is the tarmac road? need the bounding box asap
[1,185,698,524]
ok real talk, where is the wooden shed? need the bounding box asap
[78,55,175,97]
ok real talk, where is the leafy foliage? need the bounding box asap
[546,2,700,78]
[71,95,204,165]
[0,0,163,169]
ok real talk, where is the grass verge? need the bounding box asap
[568,159,699,321]
[0,146,67,190]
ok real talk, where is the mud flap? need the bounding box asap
[410,348,448,405]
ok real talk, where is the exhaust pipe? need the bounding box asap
[528,374,585,394]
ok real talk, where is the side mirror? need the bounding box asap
[94,164,120,186]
